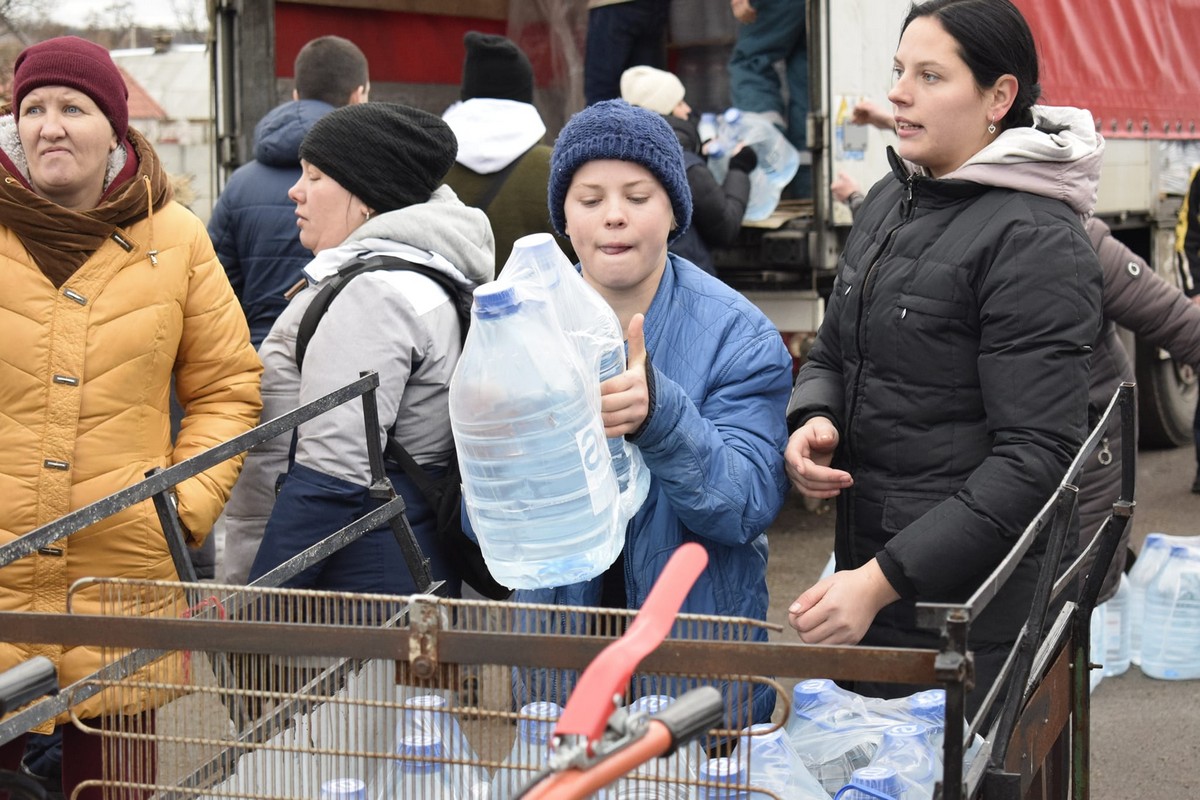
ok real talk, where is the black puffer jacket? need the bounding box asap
[666,114,752,274]
[789,140,1104,646]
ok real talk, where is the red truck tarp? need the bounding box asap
[1014,0,1200,138]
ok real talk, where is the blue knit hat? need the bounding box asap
[549,99,692,243]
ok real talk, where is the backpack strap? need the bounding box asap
[294,254,472,373]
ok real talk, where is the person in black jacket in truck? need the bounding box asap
[783,0,1104,715]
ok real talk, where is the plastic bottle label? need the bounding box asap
[576,425,612,515]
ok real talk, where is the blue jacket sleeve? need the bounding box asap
[631,330,792,547]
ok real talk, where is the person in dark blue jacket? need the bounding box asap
[507,99,792,727]
[207,35,369,347]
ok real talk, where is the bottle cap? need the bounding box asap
[398,693,450,742]
[698,757,748,799]
[320,778,367,800]
[629,694,675,715]
[398,733,445,773]
[518,701,562,745]
[791,678,835,714]
[844,766,903,799]
[907,689,946,727]
[473,283,521,318]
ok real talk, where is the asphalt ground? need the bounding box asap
[762,443,1200,798]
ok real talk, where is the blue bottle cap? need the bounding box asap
[791,678,836,714]
[629,694,675,715]
[398,733,445,773]
[698,757,749,799]
[320,778,366,800]
[844,766,903,799]
[473,283,521,318]
[518,701,562,745]
[907,689,945,726]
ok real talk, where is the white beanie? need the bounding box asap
[619,65,686,116]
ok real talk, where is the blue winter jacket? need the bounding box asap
[509,254,793,724]
[208,100,334,346]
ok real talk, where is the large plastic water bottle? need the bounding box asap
[1103,572,1132,677]
[450,283,622,589]
[399,694,488,794]
[1140,545,1200,680]
[733,723,828,800]
[838,766,904,800]
[490,701,562,800]
[1089,601,1107,692]
[784,679,879,796]
[721,108,801,221]
[1128,533,1173,665]
[866,724,941,800]
[378,735,461,800]
[614,694,703,797]
[501,233,650,519]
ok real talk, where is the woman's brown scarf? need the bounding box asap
[0,127,174,287]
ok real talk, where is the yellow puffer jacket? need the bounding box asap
[0,136,263,726]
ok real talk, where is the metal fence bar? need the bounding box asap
[0,374,382,569]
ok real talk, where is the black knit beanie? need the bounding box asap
[299,103,458,214]
[460,31,534,104]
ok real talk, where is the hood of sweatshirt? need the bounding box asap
[254,99,335,168]
[442,97,547,174]
[938,105,1105,217]
[302,184,496,288]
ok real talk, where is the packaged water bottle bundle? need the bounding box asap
[732,723,828,799]
[1126,533,1200,678]
[783,679,889,795]
[710,108,801,222]
[450,233,650,590]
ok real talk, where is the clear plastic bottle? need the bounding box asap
[1140,545,1200,680]
[450,283,621,589]
[399,694,488,795]
[490,701,562,800]
[867,724,941,800]
[1089,601,1107,692]
[1128,533,1172,665]
[839,765,903,800]
[784,679,878,796]
[615,694,701,796]
[1103,572,1132,677]
[378,734,461,800]
[733,723,828,800]
[721,107,801,221]
[696,756,767,800]
[599,347,633,493]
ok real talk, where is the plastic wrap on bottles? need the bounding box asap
[451,234,650,589]
[784,679,893,796]
[494,233,651,520]
[863,723,941,800]
[733,723,829,799]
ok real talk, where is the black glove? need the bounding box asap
[728,145,758,174]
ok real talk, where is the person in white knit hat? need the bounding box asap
[620,65,758,276]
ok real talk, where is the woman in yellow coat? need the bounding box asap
[0,37,262,794]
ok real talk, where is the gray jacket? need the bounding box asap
[219,186,494,583]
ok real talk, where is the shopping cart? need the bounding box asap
[0,383,1138,800]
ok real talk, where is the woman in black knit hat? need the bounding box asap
[225,103,496,597]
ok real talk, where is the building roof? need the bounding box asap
[111,44,209,122]
[120,66,167,121]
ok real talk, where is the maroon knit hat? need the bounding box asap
[12,36,129,138]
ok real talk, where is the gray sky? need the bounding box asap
[48,0,205,31]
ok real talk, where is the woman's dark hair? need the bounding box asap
[902,0,1041,130]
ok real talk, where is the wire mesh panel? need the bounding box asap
[69,579,786,800]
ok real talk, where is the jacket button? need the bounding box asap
[43,459,69,470]
[52,374,80,386]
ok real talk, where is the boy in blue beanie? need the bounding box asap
[518,100,793,726]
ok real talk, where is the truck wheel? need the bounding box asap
[1136,339,1197,448]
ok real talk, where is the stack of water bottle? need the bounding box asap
[698,108,801,222]
[449,233,651,590]
[1120,532,1200,681]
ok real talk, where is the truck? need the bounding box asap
[209,0,1200,445]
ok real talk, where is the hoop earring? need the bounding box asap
[987,116,997,135]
